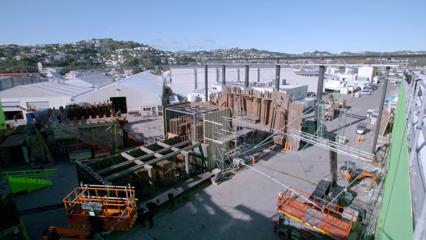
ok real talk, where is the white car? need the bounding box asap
[356,122,367,135]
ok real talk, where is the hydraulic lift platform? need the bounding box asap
[275,189,357,240]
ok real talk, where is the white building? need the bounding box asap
[0,81,92,120]
[324,79,346,92]
[75,72,166,115]
[253,84,308,101]
[0,71,171,120]
[357,66,375,82]
[326,67,339,75]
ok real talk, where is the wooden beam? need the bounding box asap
[97,140,191,175]
[105,143,201,182]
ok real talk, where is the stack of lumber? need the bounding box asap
[169,116,192,137]
[379,109,393,136]
[156,160,174,187]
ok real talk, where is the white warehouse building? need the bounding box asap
[357,66,376,82]
[75,72,166,114]
[0,71,169,120]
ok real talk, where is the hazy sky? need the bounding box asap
[1,0,425,53]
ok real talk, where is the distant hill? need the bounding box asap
[175,48,292,61]
[1,38,425,72]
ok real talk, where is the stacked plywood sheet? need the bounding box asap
[169,116,192,138]
[211,86,303,147]
[287,103,305,149]
[379,110,393,136]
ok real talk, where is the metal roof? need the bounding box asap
[73,71,165,107]
[0,81,93,99]
[72,71,114,88]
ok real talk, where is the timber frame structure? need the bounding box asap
[75,137,208,197]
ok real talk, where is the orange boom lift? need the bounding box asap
[63,184,138,232]
[275,189,356,240]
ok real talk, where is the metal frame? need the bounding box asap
[63,184,137,231]
[405,73,426,240]
[163,102,220,141]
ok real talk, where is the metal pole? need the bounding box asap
[204,65,208,102]
[275,65,281,91]
[193,113,197,141]
[315,65,325,123]
[257,67,260,83]
[194,68,198,90]
[237,68,240,82]
[371,66,390,154]
[317,65,325,102]
[222,65,226,86]
[330,138,338,188]
[245,65,249,88]
[216,68,219,83]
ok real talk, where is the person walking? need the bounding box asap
[168,192,175,209]
[145,201,158,228]
[137,207,149,228]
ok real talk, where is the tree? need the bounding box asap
[132,67,142,74]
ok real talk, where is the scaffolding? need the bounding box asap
[203,114,255,171]
[63,184,137,231]
[163,102,220,142]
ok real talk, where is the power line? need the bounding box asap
[237,160,321,208]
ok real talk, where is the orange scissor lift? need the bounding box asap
[275,189,357,240]
[63,184,138,232]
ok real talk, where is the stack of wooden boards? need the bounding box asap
[168,116,192,138]
[156,159,174,187]
[379,109,393,136]
[211,86,304,149]
[168,116,203,141]
[66,102,113,120]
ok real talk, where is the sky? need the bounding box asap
[0,0,425,53]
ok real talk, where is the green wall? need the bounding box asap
[0,100,6,131]
[375,82,413,239]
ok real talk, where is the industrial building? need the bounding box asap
[75,71,171,115]
[0,73,47,91]
[0,71,177,121]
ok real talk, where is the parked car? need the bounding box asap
[361,87,372,95]
[307,92,316,97]
[356,122,367,135]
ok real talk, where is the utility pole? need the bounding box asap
[204,65,209,102]
[371,66,390,154]
[275,65,281,91]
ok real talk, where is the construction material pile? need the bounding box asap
[210,86,304,149]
